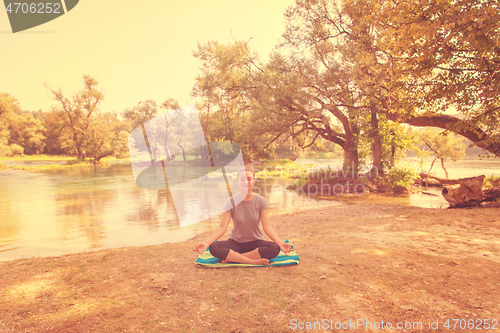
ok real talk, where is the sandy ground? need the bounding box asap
[0,202,499,332]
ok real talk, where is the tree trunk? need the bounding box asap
[371,110,382,174]
[440,158,449,179]
[343,143,358,171]
[76,148,84,161]
[419,173,465,186]
[428,157,437,174]
[202,145,211,163]
[178,140,186,161]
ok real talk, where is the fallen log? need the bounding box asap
[419,177,441,187]
[442,175,485,208]
[483,188,500,202]
[419,173,464,186]
[419,173,500,207]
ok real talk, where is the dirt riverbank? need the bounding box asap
[0,202,499,332]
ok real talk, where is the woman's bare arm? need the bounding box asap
[194,211,231,254]
[261,209,293,254]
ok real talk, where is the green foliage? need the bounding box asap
[483,175,500,188]
[414,128,466,178]
[281,0,500,159]
[191,0,500,169]
[1,83,155,160]
[130,103,202,163]
[11,113,46,154]
[85,112,126,163]
[379,121,416,169]
[255,159,308,179]
[113,131,130,159]
[45,76,134,163]
[0,154,74,161]
[122,100,159,130]
[9,144,24,156]
[192,39,363,164]
[346,0,500,156]
[384,164,419,189]
[0,93,46,155]
[192,41,283,162]
[0,143,9,157]
[46,75,105,160]
[40,109,69,155]
[0,143,24,157]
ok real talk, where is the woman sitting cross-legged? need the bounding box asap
[194,166,292,265]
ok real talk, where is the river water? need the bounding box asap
[0,163,333,261]
[0,157,498,261]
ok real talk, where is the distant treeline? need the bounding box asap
[0,77,343,164]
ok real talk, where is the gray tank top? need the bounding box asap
[222,193,269,243]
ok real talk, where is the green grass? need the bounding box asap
[9,162,98,172]
[0,154,74,161]
[0,154,131,172]
[254,160,309,179]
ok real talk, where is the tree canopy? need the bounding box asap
[1,0,499,166]
[45,75,129,162]
[192,0,499,170]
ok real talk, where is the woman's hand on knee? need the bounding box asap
[194,243,208,254]
[278,242,293,255]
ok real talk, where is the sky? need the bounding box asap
[0,0,295,114]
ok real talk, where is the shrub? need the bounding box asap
[0,143,24,157]
[9,144,24,156]
[0,143,8,157]
[384,164,419,189]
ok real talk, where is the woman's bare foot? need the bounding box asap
[222,249,270,265]
[254,258,270,266]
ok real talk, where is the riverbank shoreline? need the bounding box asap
[1,202,499,332]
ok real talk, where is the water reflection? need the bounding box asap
[55,190,112,248]
[0,190,21,252]
[124,188,178,231]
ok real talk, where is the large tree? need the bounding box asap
[47,75,130,162]
[85,112,130,163]
[193,39,370,166]
[340,0,500,156]
[192,0,500,168]
[193,41,289,161]
[281,0,500,161]
[46,75,104,160]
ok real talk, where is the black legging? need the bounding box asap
[209,239,280,261]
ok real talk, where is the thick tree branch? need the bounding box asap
[383,111,500,156]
